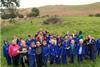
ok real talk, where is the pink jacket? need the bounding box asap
[8,44,19,57]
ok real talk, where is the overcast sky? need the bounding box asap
[20,0,100,8]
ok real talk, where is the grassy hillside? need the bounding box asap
[18,2,100,16]
[1,16,100,67]
[39,2,100,16]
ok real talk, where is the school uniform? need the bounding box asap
[3,42,11,65]
[84,39,90,59]
[28,46,36,67]
[42,45,49,67]
[73,36,79,44]
[46,35,50,44]
[36,46,42,67]
[26,39,32,47]
[77,44,85,64]
[55,44,62,64]
[18,41,22,46]
[69,44,77,63]
[67,39,72,56]
[96,39,100,56]
[31,38,37,44]
[89,39,97,61]
[61,41,70,64]
[49,44,56,64]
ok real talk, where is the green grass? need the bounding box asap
[1,16,100,67]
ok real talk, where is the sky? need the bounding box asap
[20,0,100,8]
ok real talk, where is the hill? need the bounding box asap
[18,2,100,16]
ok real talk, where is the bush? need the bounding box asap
[42,17,62,25]
[1,13,17,19]
[95,13,100,17]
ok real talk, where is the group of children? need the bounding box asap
[2,30,100,67]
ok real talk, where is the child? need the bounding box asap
[77,31,83,40]
[77,39,85,64]
[55,40,62,64]
[18,38,24,46]
[26,35,32,47]
[8,40,20,67]
[61,36,70,64]
[28,42,36,67]
[89,37,97,61]
[42,40,49,67]
[18,40,28,67]
[36,31,46,43]
[69,39,77,63]
[36,41,42,67]
[96,39,100,56]
[2,40,11,65]
[49,39,56,64]
[13,35,20,44]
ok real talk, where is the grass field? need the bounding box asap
[1,16,100,67]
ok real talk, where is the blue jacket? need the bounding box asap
[77,44,85,55]
[26,39,32,47]
[31,38,37,44]
[96,39,100,49]
[18,41,22,46]
[3,43,9,57]
[46,35,50,44]
[55,45,62,56]
[61,41,70,50]
[70,44,78,55]
[28,47,36,56]
[61,41,70,55]
[49,44,56,56]
[73,37,79,44]
[42,45,49,57]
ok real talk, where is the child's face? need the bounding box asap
[71,40,75,44]
[69,36,72,39]
[50,39,54,44]
[79,39,83,45]
[21,40,26,46]
[31,42,35,47]
[43,41,47,46]
[65,36,68,40]
[36,42,41,46]
[12,40,16,45]
[13,35,17,39]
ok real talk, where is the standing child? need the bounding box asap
[69,39,77,64]
[36,41,42,67]
[89,37,97,61]
[49,39,56,64]
[18,40,28,67]
[96,39,100,56]
[77,39,85,64]
[61,36,70,64]
[55,41,62,64]
[28,42,36,67]
[2,40,11,65]
[8,40,20,67]
[42,40,49,67]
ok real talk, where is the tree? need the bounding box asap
[31,8,39,17]
[1,0,20,19]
